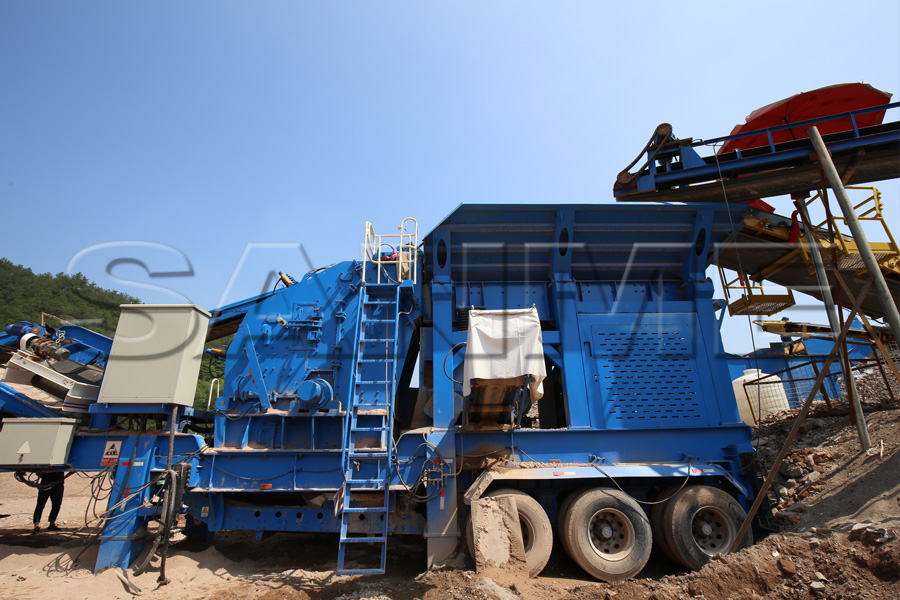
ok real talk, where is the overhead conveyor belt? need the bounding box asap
[615,102,900,321]
[614,103,900,204]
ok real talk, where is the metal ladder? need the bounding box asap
[336,283,399,575]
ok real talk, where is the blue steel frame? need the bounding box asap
[75,404,204,570]
[1,201,764,574]
[420,202,758,563]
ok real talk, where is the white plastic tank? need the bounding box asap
[732,368,790,426]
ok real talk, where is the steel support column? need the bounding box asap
[808,126,900,340]
[794,198,869,450]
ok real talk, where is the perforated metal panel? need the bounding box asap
[583,316,711,428]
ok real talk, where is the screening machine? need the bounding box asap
[0,203,770,582]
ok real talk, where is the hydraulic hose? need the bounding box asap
[442,342,467,385]
[132,470,176,576]
[156,468,178,584]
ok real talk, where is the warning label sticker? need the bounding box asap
[101,441,122,466]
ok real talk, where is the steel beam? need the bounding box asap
[808,126,900,342]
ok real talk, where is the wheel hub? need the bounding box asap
[587,508,635,562]
[691,507,736,556]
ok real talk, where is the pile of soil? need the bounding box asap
[420,530,898,600]
[0,407,897,599]
[753,408,900,532]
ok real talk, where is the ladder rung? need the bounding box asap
[357,358,394,363]
[340,537,386,544]
[346,478,386,486]
[351,427,387,432]
[361,338,394,342]
[356,380,391,384]
[349,452,389,459]
[343,506,387,514]
[337,568,385,575]
[364,300,396,305]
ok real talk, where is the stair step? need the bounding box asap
[342,506,387,514]
[360,338,394,343]
[340,536,386,544]
[364,319,395,323]
[356,379,391,385]
[364,300,396,305]
[351,427,387,432]
[357,358,394,363]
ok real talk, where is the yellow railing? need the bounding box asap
[718,267,795,316]
[801,186,900,276]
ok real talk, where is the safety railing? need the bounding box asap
[362,218,418,284]
[800,186,900,276]
[717,268,795,316]
[742,345,899,426]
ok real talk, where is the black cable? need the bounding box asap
[443,342,467,385]
[132,472,175,576]
[213,399,261,421]
[155,468,178,584]
[589,457,695,506]
[14,470,75,491]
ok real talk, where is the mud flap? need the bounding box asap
[469,496,527,574]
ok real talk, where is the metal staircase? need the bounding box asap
[336,282,400,575]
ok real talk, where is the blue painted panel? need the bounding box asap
[0,383,61,418]
[579,313,714,429]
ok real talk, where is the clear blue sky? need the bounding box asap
[2,2,898,353]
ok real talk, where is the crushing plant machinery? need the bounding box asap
[1,95,897,582]
[0,205,768,582]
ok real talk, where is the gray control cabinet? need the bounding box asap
[98,304,210,407]
[0,418,77,466]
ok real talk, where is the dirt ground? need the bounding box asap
[0,408,897,600]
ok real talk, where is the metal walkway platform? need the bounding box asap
[714,205,900,320]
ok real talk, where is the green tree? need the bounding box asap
[0,258,140,337]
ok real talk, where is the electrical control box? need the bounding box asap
[0,418,77,466]
[98,304,210,407]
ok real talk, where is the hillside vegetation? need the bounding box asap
[0,258,141,337]
[0,258,225,409]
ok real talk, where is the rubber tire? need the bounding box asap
[465,489,553,577]
[649,484,684,562]
[557,487,590,560]
[563,488,652,582]
[661,485,753,571]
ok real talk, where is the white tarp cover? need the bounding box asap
[462,307,546,404]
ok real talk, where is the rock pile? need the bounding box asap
[751,417,846,522]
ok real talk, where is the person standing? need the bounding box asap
[32,470,65,533]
